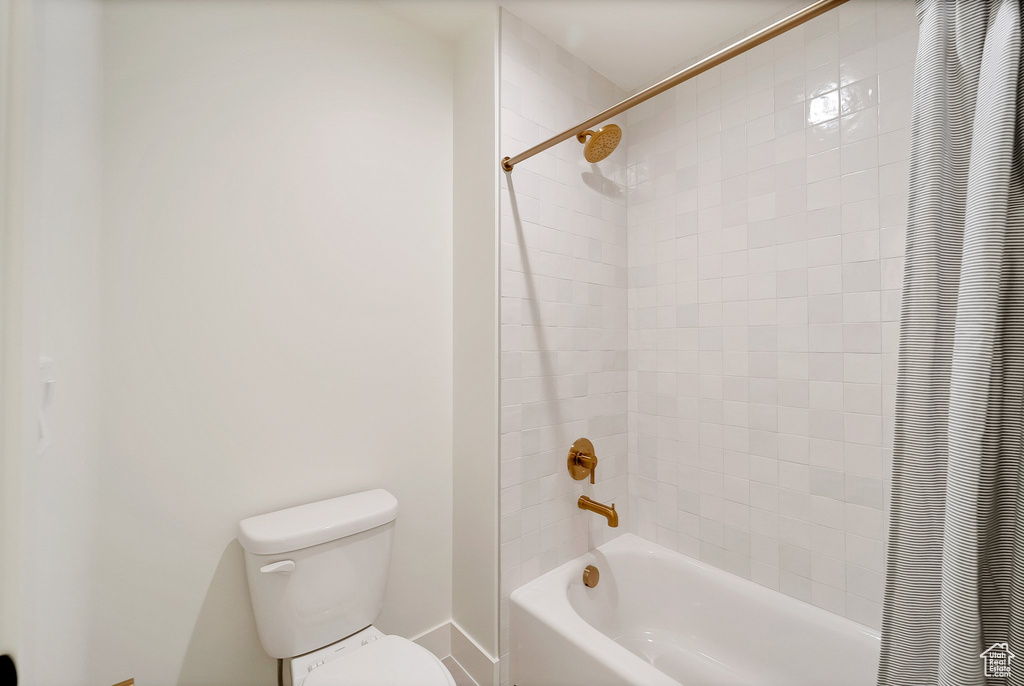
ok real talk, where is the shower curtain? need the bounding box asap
[878,1,1024,685]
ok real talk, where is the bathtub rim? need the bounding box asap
[509,532,880,686]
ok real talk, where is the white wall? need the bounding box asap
[92,2,454,684]
[10,2,104,684]
[626,0,917,629]
[0,0,31,666]
[452,6,501,680]
[498,10,630,684]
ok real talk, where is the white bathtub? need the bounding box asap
[510,534,879,686]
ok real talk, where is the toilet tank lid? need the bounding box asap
[238,489,398,555]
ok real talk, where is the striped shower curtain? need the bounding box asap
[878,1,1024,685]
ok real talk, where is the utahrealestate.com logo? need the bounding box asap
[981,642,1015,678]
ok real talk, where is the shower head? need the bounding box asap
[576,124,621,163]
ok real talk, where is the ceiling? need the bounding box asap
[380,0,796,91]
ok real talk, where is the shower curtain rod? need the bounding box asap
[500,0,848,172]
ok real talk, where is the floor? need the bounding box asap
[442,656,477,686]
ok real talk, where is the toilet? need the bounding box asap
[238,489,456,686]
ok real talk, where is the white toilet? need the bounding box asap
[238,489,456,686]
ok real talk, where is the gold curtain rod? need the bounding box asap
[500,0,849,172]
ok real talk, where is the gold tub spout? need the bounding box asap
[578,495,618,527]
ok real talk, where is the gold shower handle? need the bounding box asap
[577,453,597,484]
[576,129,595,143]
[568,438,598,484]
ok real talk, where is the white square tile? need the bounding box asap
[842,230,880,262]
[840,76,878,115]
[844,353,882,384]
[843,323,881,353]
[843,260,880,292]
[841,138,879,174]
[840,107,878,145]
[808,148,841,183]
[840,46,878,88]
[842,199,880,233]
[808,177,841,210]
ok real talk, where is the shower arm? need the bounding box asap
[500,0,848,173]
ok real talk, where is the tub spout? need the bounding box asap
[578,495,618,527]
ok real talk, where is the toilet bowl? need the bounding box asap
[290,626,455,686]
[238,489,455,686]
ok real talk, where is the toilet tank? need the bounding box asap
[238,489,398,659]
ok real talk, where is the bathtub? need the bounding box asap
[510,534,879,686]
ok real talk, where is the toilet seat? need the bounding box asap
[302,635,456,686]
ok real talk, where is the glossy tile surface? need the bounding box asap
[624,0,917,631]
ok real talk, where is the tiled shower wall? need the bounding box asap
[626,0,917,629]
[499,1,919,676]
[497,9,629,682]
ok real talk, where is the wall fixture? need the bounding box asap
[578,496,618,528]
[577,124,622,163]
[567,438,598,484]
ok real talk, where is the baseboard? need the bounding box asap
[411,620,499,686]
[412,621,451,660]
[449,621,499,686]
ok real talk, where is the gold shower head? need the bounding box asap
[577,124,621,163]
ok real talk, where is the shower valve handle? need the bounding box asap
[568,438,598,484]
